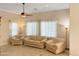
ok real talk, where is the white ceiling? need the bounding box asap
[0,3,69,14]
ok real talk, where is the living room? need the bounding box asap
[0,3,69,56]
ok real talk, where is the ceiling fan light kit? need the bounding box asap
[21,12,26,17]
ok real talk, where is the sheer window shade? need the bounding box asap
[40,21,57,37]
[26,22,38,35]
[10,23,18,36]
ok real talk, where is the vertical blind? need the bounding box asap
[26,21,57,37]
[10,21,57,37]
[26,22,37,35]
[10,23,18,36]
[40,21,57,37]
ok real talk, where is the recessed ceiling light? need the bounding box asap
[46,4,48,7]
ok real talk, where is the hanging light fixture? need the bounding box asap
[20,3,32,18]
[21,3,26,17]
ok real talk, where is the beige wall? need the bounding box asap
[55,9,70,49]
[0,10,19,46]
[70,4,79,55]
[18,17,26,35]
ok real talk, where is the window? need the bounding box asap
[26,20,57,37]
[10,23,18,36]
[26,22,38,35]
[40,21,57,37]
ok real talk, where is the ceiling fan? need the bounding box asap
[20,3,32,17]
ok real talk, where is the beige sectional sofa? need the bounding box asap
[23,36,47,48]
[9,35,66,54]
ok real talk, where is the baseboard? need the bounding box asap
[0,41,8,46]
